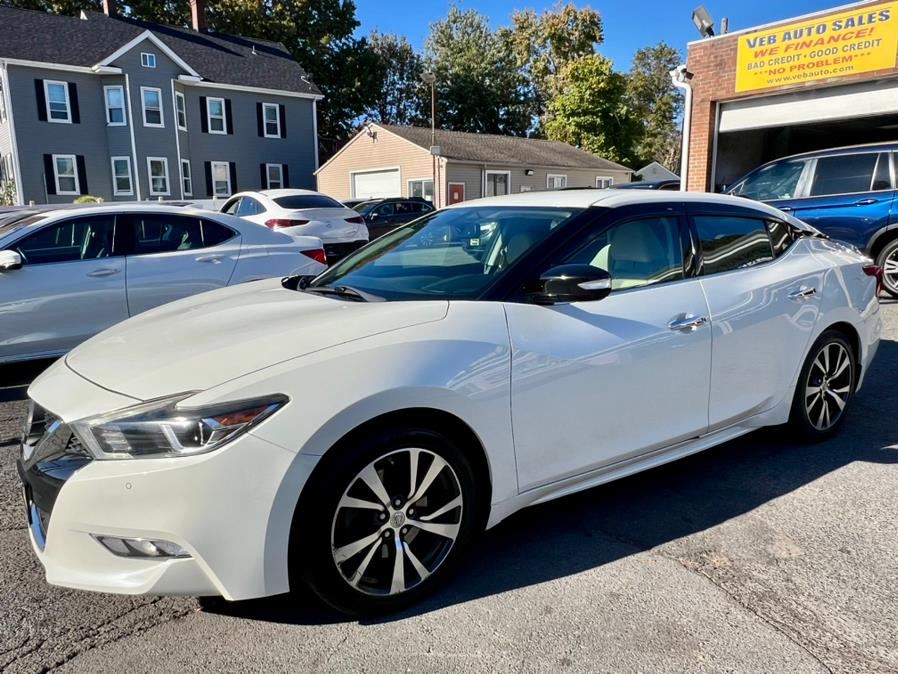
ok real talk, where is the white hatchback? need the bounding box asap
[18,191,881,616]
[221,189,369,261]
[0,204,326,364]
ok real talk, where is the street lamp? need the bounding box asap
[420,71,438,205]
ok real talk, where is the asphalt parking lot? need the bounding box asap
[1,301,896,674]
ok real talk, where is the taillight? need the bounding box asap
[863,264,884,293]
[265,218,310,230]
[345,216,364,225]
[302,248,327,265]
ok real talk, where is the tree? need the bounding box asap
[423,5,532,135]
[544,54,640,166]
[626,41,683,170]
[366,31,425,126]
[505,2,603,126]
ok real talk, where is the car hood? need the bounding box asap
[64,279,448,400]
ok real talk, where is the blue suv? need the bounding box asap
[727,143,897,296]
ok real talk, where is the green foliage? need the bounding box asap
[73,195,104,203]
[423,6,532,135]
[366,31,423,127]
[544,54,641,166]
[0,181,17,207]
[627,41,683,170]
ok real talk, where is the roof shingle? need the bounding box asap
[0,6,320,96]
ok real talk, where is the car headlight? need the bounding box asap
[71,393,288,460]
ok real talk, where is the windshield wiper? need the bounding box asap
[303,285,382,302]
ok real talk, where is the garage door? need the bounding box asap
[352,169,401,199]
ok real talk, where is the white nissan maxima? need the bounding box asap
[0,204,327,364]
[18,191,881,616]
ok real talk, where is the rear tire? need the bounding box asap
[290,427,482,617]
[876,238,898,298]
[788,330,856,441]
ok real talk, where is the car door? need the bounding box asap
[367,202,397,239]
[505,205,712,491]
[0,213,128,360]
[689,204,823,430]
[790,152,895,249]
[122,213,241,315]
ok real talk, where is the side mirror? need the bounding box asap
[0,250,22,272]
[526,264,612,305]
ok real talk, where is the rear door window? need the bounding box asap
[126,214,234,254]
[809,153,879,196]
[694,216,774,275]
[12,215,117,265]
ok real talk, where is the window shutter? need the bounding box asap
[256,103,264,137]
[259,163,267,188]
[225,99,234,135]
[68,83,80,123]
[199,97,208,133]
[282,163,289,188]
[279,104,286,138]
[76,155,88,194]
[42,154,55,195]
[228,162,237,193]
[204,161,213,196]
[34,79,47,121]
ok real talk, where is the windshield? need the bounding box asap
[731,161,805,201]
[273,194,343,210]
[352,201,378,215]
[310,206,581,300]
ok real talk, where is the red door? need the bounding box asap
[449,183,465,204]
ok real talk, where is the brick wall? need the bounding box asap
[685,0,898,191]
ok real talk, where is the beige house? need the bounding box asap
[316,124,633,207]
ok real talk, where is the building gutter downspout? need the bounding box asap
[670,65,693,191]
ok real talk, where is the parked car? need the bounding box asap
[341,198,368,209]
[221,189,368,261]
[0,204,326,364]
[611,179,681,191]
[18,190,880,616]
[726,142,898,296]
[352,197,436,239]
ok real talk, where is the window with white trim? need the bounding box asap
[596,176,614,188]
[408,178,434,202]
[110,156,133,196]
[44,80,71,123]
[140,52,157,68]
[547,174,567,190]
[104,86,126,126]
[266,163,283,189]
[207,97,226,134]
[53,154,79,194]
[141,87,163,127]
[262,103,280,137]
[0,80,6,123]
[485,170,510,196]
[147,156,170,196]
[175,92,187,131]
[211,161,231,197]
[181,159,192,196]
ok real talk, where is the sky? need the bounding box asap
[354,0,848,70]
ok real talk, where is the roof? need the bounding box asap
[0,6,320,96]
[768,141,898,163]
[379,125,633,172]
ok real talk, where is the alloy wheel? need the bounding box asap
[804,341,852,431]
[330,448,463,596]
[883,247,898,295]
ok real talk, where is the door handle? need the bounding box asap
[86,267,120,277]
[854,199,878,206]
[788,286,817,300]
[779,207,793,212]
[668,315,708,332]
[196,254,223,263]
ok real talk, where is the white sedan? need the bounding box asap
[18,191,881,616]
[0,204,326,364]
[220,189,369,261]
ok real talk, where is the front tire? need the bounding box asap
[291,427,482,616]
[788,330,856,440]
[876,238,898,298]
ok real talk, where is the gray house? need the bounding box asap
[0,4,322,206]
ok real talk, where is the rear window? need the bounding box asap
[810,153,880,196]
[273,195,343,210]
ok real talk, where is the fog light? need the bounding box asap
[93,535,190,559]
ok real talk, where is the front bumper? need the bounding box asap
[19,379,320,600]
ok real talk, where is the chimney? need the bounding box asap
[102,0,117,17]
[190,0,206,32]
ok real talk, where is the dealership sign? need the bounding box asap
[735,2,898,92]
